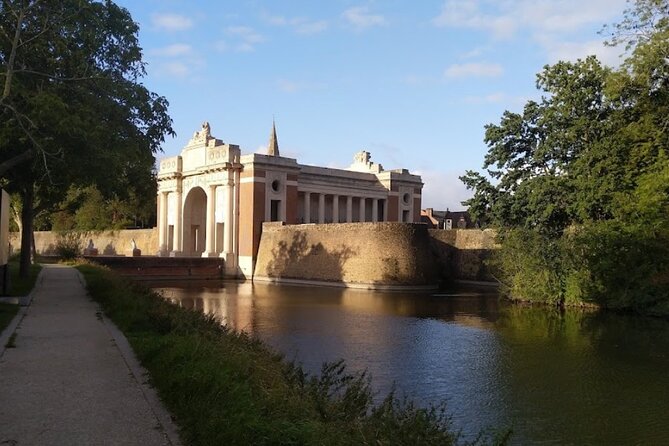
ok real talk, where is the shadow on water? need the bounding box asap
[153,281,669,445]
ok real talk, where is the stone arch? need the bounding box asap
[183,186,207,256]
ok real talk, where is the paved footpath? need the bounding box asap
[0,264,181,446]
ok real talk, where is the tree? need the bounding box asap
[461,56,613,236]
[0,0,173,275]
[461,0,669,312]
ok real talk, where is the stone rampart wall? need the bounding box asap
[9,228,158,256]
[254,222,438,288]
[9,226,498,285]
[428,229,498,282]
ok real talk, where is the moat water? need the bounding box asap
[152,281,669,445]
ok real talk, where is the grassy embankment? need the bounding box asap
[77,263,507,446]
[0,259,42,335]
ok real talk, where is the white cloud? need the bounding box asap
[263,12,329,35]
[342,6,387,29]
[161,61,190,78]
[214,40,229,52]
[148,44,205,79]
[433,0,626,39]
[255,142,300,159]
[151,43,193,57]
[151,13,193,32]
[433,1,516,38]
[417,169,472,210]
[224,26,265,52]
[460,46,489,59]
[277,80,301,93]
[444,62,503,78]
[296,20,329,34]
[227,26,264,44]
[538,36,623,66]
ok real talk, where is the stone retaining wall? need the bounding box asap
[9,228,158,257]
[10,226,499,286]
[254,222,438,289]
[428,229,498,282]
[88,256,227,280]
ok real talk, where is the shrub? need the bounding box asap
[489,229,564,305]
[54,232,83,260]
[563,221,669,313]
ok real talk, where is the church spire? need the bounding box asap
[267,118,280,157]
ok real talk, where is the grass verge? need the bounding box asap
[0,303,19,335]
[5,259,42,297]
[77,263,508,446]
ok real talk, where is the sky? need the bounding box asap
[115,0,629,210]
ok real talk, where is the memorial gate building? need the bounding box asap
[156,122,423,278]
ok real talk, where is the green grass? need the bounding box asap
[5,259,42,297]
[77,263,508,446]
[0,303,19,336]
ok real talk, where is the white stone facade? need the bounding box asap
[157,122,423,278]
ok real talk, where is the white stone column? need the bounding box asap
[359,197,366,222]
[346,196,353,223]
[383,199,388,221]
[223,180,234,258]
[157,191,168,254]
[304,192,311,223]
[233,169,240,258]
[203,184,216,257]
[318,194,325,223]
[372,198,378,222]
[332,195,339,223]
[172,188,182,253]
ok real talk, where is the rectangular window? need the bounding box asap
[270,200,281,222]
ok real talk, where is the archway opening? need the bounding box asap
[182,187,207,256]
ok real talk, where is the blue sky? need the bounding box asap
[116,0,628,210]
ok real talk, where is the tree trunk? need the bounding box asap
[31,230,37,262]
[19,186,34,278]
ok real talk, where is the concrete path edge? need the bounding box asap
[73,270,183,446]
[1,265,182,446]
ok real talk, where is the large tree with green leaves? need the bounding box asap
[0,0,173,275]
[461,0,669,313]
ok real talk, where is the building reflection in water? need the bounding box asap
[153,281,506,441]
[151,280,669,445]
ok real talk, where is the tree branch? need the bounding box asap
[2,7,25,100]
[13,69,102,82]
[0,148,35,177]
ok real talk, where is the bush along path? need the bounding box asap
[77,263,509,446]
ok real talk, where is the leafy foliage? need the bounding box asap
[54,231,83,260]
[463,0,669,313]
[0,0,173,275]
[49,185,155,231]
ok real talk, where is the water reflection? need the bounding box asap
[153,281,669,445]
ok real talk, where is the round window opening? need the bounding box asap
[271,180,281,192]
[402,192,410,204]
